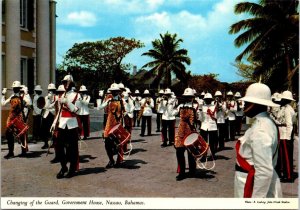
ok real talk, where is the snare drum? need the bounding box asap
[183,132,209,159]
[7,117,29,138]
[108,124,131,146]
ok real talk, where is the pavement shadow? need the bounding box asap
[117,159,147,169]
[79,155,97,163]
[194,169,217,180]
[76,167,106,176]
[130,139,146,143]
[130,148,147,155]
[18,151,47,158]
[83,137,101,141]
[214,155,231,160]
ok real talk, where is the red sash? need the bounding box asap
[207,105,217,121]
[235,140,255,198]
[61,93,79,118]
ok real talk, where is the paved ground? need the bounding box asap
[1,109,298,198]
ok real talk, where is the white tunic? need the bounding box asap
[123,96,134,118]
[226,100,237,120]
[140,97,154,116]
[234,112,282,198]
[33,94,43,116]
[43,94,56,118]
[161,98,176,120]
[200,104,218,131]
[213,101,227,124]
[78,94,91,115]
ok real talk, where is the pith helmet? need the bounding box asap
[281,90,294,101]
[204,93,213,99]
[134,90,140,94]
[79,85,88,92]
[34,85,43,91]
[110,83,120,91]
[57,85,66,92]
[11,81,21,88]
[159,90,164,94]
[239,83,279,107]
[143,89,150,95]
[118,83,125,90]
[47,83,56,90]
[227,91,233,96]
[214,91,222,96]
[164,88,172,95]
[234,92,241,98]
[62,75,74,82]
[183,88,194,96]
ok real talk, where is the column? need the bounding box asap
[36,0,50,91]
[6,0,21,88]
[50,0,56,84]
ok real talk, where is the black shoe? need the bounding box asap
[176,174,186,181]
[41,144,49,149]
[147,134,152,136]
[280,178,294,183]
[56,167,68,179]
[65,171,76,178]
[114,162,122,168]
[187,172,195,178]
[168,142,174,146]
[156,130,160,132]
[4,152,14,159]
[161,143,167,147]
[83,136,87,140]
[139,134,144,137]
[50,157,60,164]
[106,161,115,169]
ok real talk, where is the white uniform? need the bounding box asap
[140,97,154,116]
[234,112,282,198]
[161,98,176,121]
[213,101,227,124]
[226,100,237,120]
[123,96,134,118]
[200,104,218,131]
[78,94,91,115]
[33,94,43,116]
[43,94,56,118]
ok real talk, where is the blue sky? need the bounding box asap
[56,0,248,82]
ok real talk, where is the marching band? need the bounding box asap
[1,76,298,198]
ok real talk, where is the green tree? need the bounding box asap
[141,32,191,88]
[229,0,299,92]
[61,37,144,89]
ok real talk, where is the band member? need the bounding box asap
[2,81,28,158]
[174,88,197,181]
[133,90,142,127]
[32,85,43,143]
[139,89,154,136]
[199,93,218,157]
[98,83,125,168]
[78,85,91,140]
[225,91,237,141]
[160,88,176,147]
[234,82,282,198]
[51,75,81,179]
[235,92,244,136]
[50,85,66,164]
[156,90,165,132]
[96,90,104,110]
[41,83,57,149]
[276,91,296,183]
[20,85,32,122]
[213,91,227,151]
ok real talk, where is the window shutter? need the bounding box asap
[27,58,34,94]
[27,0,34,31]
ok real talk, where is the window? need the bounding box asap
[2,55,6,87]
[20,0,27,28]
[21,58,28,86]
[2,0,5,23]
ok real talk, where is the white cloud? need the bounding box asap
[59,11,97,27]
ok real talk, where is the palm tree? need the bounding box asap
[229,0,299,91]
[141,32,191,88]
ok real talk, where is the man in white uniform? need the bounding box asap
[78,85,91,140]
[234,82,282,198]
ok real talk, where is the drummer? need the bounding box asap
[173,88,197,181]
[98,83,125,168]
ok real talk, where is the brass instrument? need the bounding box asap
[138,97,150,120]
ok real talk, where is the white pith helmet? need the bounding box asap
[214,91,222,96]
[118,83,125,90]
[62,75,74,82]
[135,90,140,94]
[227,91,233,96]
[79,85,88,92]
[47,83,56,90]
[193,89,197,94]
[125,87,131,94]
[11,81,21,88]
[204,93,213,99]
[182,88,194,96]
[143,89,150,95]
[234,92,241,98]
[239,83,279,107]
[20,85,28,94]
[110,83,120,91]
[159,90,164,94]
[34,85,43,92]
[164,88,172,95]
[271,92,281,102]
[201,91,205,96]
[281,90,295,101]
[57,85,65,92]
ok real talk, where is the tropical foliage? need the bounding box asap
[141,32,191,88]
[229,0,299,93]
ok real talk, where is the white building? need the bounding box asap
[1,0,56,93]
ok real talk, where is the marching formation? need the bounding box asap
[1,75,298,198]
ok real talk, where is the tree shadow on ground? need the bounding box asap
[79,155,97,163]
[116,159,147,169]
[76,167,106,176]
[18,151,47,158]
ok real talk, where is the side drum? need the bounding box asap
[183,132,209,159]
[108,124,131,146]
